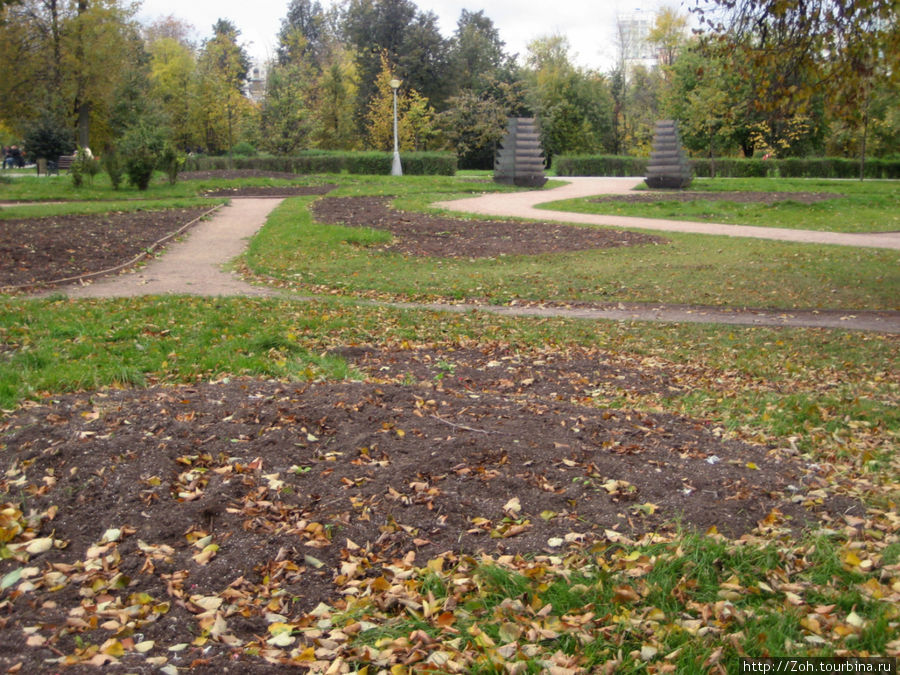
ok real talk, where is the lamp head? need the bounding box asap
[389,78,401,90]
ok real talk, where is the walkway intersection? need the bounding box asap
[57,178,899,333]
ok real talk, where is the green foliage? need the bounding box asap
[231,141,256,156]
[345,151,391,175]
[101,148,124,190]
[22,116,75,161]
[69,148,100,188]
[119,122,166,190]
[182,151,456,176]
[555,155,647,176]
[400,152,456,176]
[554,155,900,179]
[438,90,508,170]
[159,142,184,185]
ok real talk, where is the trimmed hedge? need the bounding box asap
[182,151,456,176]
[554,155,647,177]
[555,155,900,179]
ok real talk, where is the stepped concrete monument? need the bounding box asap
[494,117,547,188]
[645,120,692,189]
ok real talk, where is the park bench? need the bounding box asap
[47,154,75,175]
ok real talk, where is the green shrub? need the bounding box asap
[345,152,391,174]
[555,155,647,176]
[400,152,456,175]
[119,123,166,190]
[101,148,124,190]
[159,142,184,185]
[231,141,257,156]
[555,154,900,179]
[70,148,100,187]
[23,116,74,161]
[181,151,456,175]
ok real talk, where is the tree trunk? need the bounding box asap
[859,90,870,182]
[74,0,90,149]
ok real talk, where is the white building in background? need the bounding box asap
[617,8,659,72]
[245,60,267,103]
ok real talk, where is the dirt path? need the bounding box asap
[436,177,900,251]
[61,198,286,299]
[51,188,900,333]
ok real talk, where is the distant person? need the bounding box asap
[9,145,24,168]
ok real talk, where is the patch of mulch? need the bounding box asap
[0,207,215,290]
[312,195,667,258]
[0,344,860,672]
[592,190,842,205]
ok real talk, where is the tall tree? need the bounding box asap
[194,19,253,153]
[277,0,326,66]
[260,39,316,153]
[525,34,614,159]
[148,37,196,150]
[309,47,359,149]
[449,9,510,95]
[342,0,449,120]
[646,7,689,67]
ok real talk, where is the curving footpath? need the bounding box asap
[52,180,900,333]
[436,177,900,251]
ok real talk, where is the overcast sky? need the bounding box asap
[136,0,685,72]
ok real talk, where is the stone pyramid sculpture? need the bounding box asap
[494,117,547,188]
[645,120,692,189]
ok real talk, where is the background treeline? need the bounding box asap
[1,0,897,171]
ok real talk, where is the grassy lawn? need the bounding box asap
[1,173,898,670]
[539,177,900,233]
[244,186,898,311]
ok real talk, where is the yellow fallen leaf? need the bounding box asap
[846,611,865,628]
[503,497,521,515]
[191,595,223,612]
[192,544,219,565]
[24,537,54,555]
[101,639,125,657]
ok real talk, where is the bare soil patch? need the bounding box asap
[0,344,859,672]
[0,207,213,290]
[312,196,667,258]
[592,191,842,205]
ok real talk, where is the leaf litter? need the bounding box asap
[2,342,896,672]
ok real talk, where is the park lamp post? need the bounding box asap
[389,78,402,176]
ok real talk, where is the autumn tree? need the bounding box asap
[0,0,140,150]
[647,7,689,67]
[365,52,433,151]
[260,35,316,154]
[342,0,450,123]
[309,48,359,149]
[148,37,196,151]
[691,0,896,163]
[193,19,253,153]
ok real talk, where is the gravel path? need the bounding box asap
[53,183,900,333]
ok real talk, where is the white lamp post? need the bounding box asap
[389,78,402,176]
